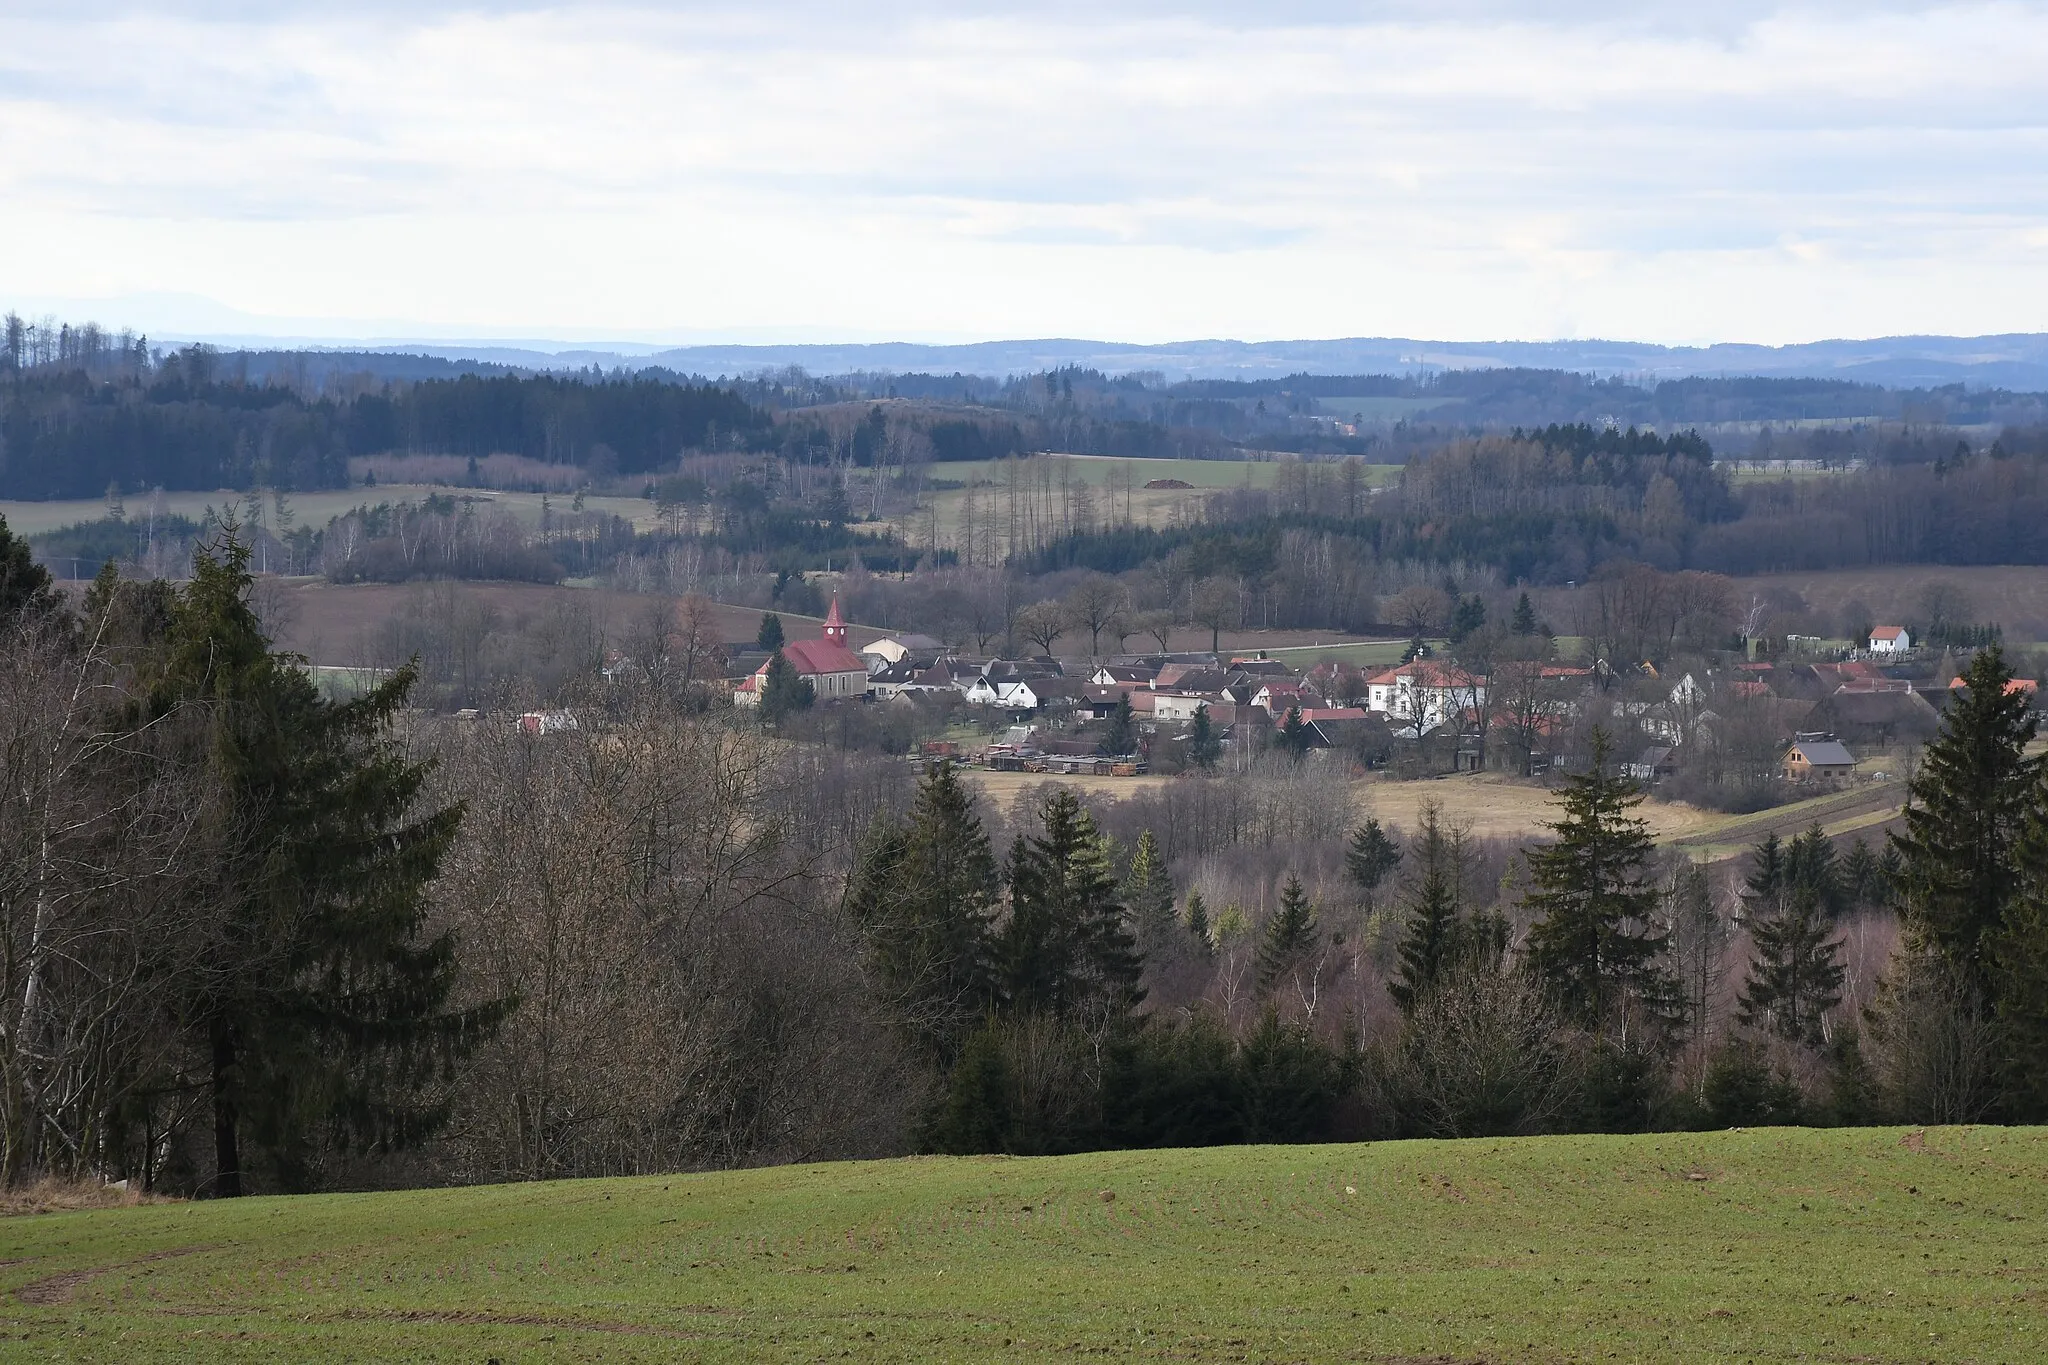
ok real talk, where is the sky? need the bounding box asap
[2,0,2046,346]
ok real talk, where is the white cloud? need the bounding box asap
[0,2,2044,343]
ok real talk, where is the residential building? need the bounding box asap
[1868,625,1912,655]
[1783,737,1856,781]
[1364,660,1487,731]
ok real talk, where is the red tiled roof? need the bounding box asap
[760,639,868,678]
[1871,625,1906,641]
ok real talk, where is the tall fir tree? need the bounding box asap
[1187,703,1221,770]
[755,612,784,651]
[0,512,60,622]
[1785,822,1844,919]
[1737,883,1846,1044]
[1256,874,1319,993]
[1389,804,1466,1014]
[148,532,503,1195]
[1993,789,2048,1117]
[1522,729,1677,1031]
[758,650,814,721]
[1120,829,1177,955]
[843,760,1000,1062]
[1183,890,1213,955]
[1278,705,1312,758]
[1345,817,1402,902]
[1741,831,1788,916]
[1891,645,2039,995]
[1840,837,1883,912]
[1511,591,1539,636]
[996,789,1142,1025]
[1101,696,1137,757]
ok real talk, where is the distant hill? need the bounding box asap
[227,332,2048,388]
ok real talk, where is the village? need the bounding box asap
[715,602,2022,799]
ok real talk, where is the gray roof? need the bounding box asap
[1789,740,1856,767]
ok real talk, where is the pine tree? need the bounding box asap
[148,533,503,1195]
[1511,591,1539,636]
[1121,829,1177,955]
[1389,805,1466,1014]
[1741,831,1788,917]
[1278,705,1311,758]
[1892,645,2039,995]
[1183,890,1213,955]
[844,760,1000,1062]
[1785,822,1844,919]
[1257,874,1319,993]
[1345,817,1401,901]
[0,512,60,622]
[1841,837,1882,912]
[997,789,1142,1024]
[759,650,814,721]
[1101,696,1137,757]
[1737,884,1846,1044]
[1522,729,1676,1031]
[756,612,784,651]
[1993,799,2048,1117]
[1187,703,1221,770]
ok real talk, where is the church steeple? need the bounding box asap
[823,593,848,647]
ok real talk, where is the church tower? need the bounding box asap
[823,594,848,647]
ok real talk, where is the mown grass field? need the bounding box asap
[1,1127,2039,1362]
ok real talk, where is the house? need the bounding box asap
[1364,660,1487,731]
[1251,681,1321,714]
[1001,677,1084,713]
[733,596,869,705]
[860,633,948,666]
[1153,690,1234,723]
[1802,689,1942,747]
[1869,626,1912,655]
[865,658,924,699]
[1783,736,1857,781]
[1091,664,1159,687]
[1624,745,1680,782]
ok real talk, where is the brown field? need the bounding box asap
[963,765,1908,855]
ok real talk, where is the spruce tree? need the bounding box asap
[756,612,784,651]
[1183,890,1213,955]
[149,533,502,1195]
[997,789,1142,1024]
[843,760,1000,1062]
[759,650,814,721]
[1522,729,1676,1031]
[0,512,60,622]
[1187,703,1221,770]
[1994,799,2048,1117]
[1892,645,2039,995]
[1257,874,1319,993]
[1101,696,1137,757]
[1841,837,1882,912]
[1741,831,1787,917]
[1511,591,1539,636]
[1278,705,1311,758]
[1785,822,1844,919]
[1345,817,1401,901]
[1737,883,1846,1044]
[1389,803,1466,1013]
[1120,829,1177,955]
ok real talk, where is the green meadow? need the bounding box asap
[2,1126,2039,1362]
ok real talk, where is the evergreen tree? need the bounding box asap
[1511,591,1539,636]
[1389,805,1466,1014]
[843,760,1000,1062]
[1737,883,1846,1044]
[1183,890,1213,955]
[0,512,60,622]
[1741,831,1787,916]
[1256,874,1319,993]
[755,612,785,651]
[1187,703,1221,770]
[1785,822,1844,919]
[148,533,503,1195]
[1522,729,1676,1031]
[758,650,814,721]
[997,790,1142,1024]
[1841,837,1882,911]
[1278,705,1312,758]
[1120,829,1177,955]
[1101,695,1137,756]
[1891,645,2039,995]
[1345,817,1402,901]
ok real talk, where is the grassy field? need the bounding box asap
[0,1127,2038,1362]
[1,485,670,540]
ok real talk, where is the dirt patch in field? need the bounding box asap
[15,1246,207,1306]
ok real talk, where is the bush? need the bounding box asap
[1698,1038,1804,1127]
[1389,967,1578,1138]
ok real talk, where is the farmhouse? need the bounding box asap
[1783,736,1856,781]
[1868,625,1911,655]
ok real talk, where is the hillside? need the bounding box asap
[2,1127,2036,1362]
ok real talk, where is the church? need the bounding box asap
[733,596,870,705]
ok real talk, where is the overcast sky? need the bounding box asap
[2,1,2045,345]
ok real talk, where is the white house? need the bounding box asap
[1869,626,1912,655]
[860,633,948,667]
[1364,661,1486,731]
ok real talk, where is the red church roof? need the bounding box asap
[761,638,868,678]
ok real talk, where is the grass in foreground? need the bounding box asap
[0,1127,2039,1362]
